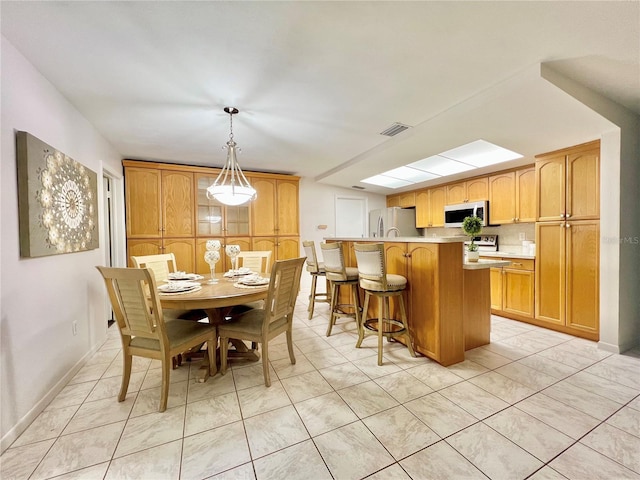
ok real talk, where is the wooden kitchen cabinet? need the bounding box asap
[125,167,162,238]
[195,174,250,237]
[503,263,535,318]
[387,192,415,208]
[128,238,195,273]
[446,177,488,205]
[277,237,301,260]
[125,168,195,238]
[382,242,465,365]
[488,167,535,225]
[250,177,299,236]
[386,195,400,207]
[536,141,600,222]
[124,160,299,272]
[399,192,416,207]
[484,256,535,319]
[535,220,599,336]
[415,187,446,228]
[489,268,503,310]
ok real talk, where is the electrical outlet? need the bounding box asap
[518,232,525,241]
[72,321,77,336]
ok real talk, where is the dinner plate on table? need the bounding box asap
[238,277,270,286]
[158,281,200,293]
[167,272,204,281]
[224,267,253,277]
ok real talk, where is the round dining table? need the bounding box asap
[158,272,269,381]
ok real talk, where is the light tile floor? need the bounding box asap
[2,286,640,480]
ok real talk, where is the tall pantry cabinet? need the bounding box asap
[123,160,300,273]
[125,166,196,272]
[535,141,600,339]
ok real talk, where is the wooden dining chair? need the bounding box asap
[130,252,208,361]
[219,257,306,387]
[96,266,217,411]
[236,250,272,273]
[131,253,177,282]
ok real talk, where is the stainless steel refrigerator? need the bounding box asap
[369,207,419,238]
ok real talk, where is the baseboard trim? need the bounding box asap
[1,344,100,454]
[597,340,621,354]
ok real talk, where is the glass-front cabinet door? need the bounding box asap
[196,174,250,236]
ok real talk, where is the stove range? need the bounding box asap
[463,235,498,252]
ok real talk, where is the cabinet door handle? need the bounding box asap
[566,223,571,228]
[566,213,571,218]
[560,213,565,218]
[515,217,519,222]
[512,262,523,266]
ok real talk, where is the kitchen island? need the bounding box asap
[326,237,509,366]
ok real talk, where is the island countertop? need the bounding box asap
[327,236,466,244]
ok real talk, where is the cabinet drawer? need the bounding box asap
[502,258,534,271]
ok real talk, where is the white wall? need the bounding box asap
[0,37,123,450]
[298,178,386,289]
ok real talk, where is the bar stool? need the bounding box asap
[353,242,416,366]
[320,242,361,337]
[302,241,330,320]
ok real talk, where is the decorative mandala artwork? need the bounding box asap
[16,131,99,257]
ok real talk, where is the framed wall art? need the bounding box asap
[16,131,99,258]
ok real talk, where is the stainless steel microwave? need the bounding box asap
[444,201,488,228]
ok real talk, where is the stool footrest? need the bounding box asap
[363,318,407,335]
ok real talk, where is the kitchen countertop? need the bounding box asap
[328,236,466,244]
[463,259,511,270]
[478,248,535,260]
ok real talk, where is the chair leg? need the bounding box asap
[286,328,296,365]
[262,340,271,387]
[159,355,170,412]
[352,283,361,332]
[118,353,132,402]
[326,282,339,337]
[220,336,229,375]
[356,291,370,348]
[377,296,385,366]
[398,292,416,357]
[308,274,318,320]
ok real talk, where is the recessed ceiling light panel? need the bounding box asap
[408,155,476,176]
[384,166,440,182]
[360,140,522,189]
[361,175,413,189]
[440,139,522,167]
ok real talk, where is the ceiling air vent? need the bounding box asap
[351,185,365,190]
[380,122,411,137]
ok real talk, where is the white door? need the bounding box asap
[335,196,368,238]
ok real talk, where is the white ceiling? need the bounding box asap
[2,1,638,194]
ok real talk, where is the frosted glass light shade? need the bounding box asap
[207,184,256,206]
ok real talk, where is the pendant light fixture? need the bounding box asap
[207,107,257,206]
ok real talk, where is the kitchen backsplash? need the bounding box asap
[421,222,535,248]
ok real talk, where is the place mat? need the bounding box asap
[159,285,202,296]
